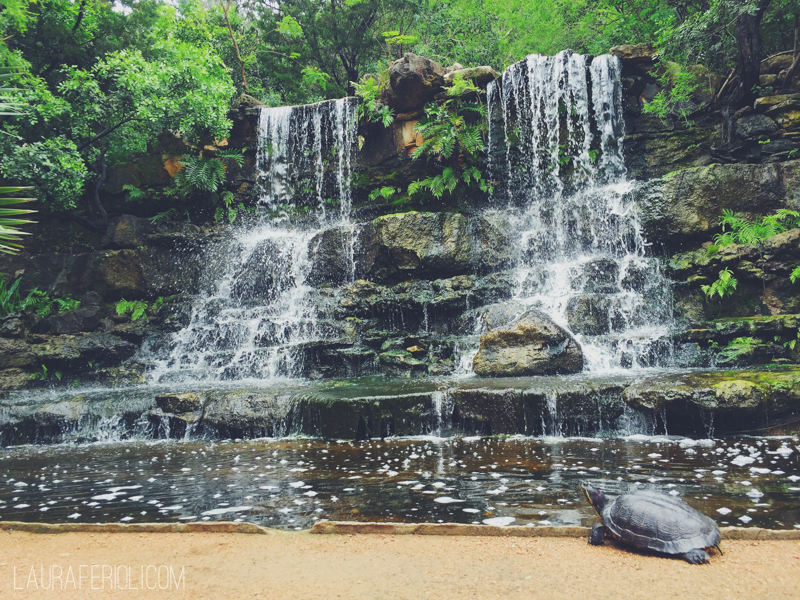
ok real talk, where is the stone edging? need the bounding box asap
[309,522,800,540]
[2,520,798,540]
[0,521,270,534]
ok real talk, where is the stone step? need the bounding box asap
[1,368,798,445]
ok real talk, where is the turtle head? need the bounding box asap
[579,482,607,516]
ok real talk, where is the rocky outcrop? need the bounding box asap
[473,309,584,377]
[101,215,153,250]
[637,161,800,248]
[389,53,446,113]
[443,66,499,88]
[357,211,513,283]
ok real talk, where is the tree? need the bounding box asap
[0,1,236,229]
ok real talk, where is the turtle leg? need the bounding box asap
[589,523,608,546]
[681,548,711,564]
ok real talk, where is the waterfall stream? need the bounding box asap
[151,52,672,385]
[475,51,674,373]
[150,98,358,383]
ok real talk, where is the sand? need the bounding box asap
[1,529,799,599]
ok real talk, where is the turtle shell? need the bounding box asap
[601,490,720,555]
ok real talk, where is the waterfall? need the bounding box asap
[487,51,673,372]
[150,98,358,383]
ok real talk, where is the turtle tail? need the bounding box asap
[715,543,723,556]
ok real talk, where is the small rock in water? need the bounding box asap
[739,515,752,523]
[433,497,464,504]
[717,507,732,515]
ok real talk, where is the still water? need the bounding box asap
[1,435,798,530]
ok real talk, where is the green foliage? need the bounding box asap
[115,296,164,322]
[301,66,331,93]
[445,72,480,97]
[407,98,491,200]
[28,364,47,381]
[122,184,147,203]
[714,209,800,247]
[368,186,398,201]
[0,139,86,212]
[0,277,33,317]
[718,336,758,362]
[701,267,738,301]
[0,277,78,317]
[0,185,36,254]
[353,74,394,127]
[791,265,800,285]
[173,150,244,223]
[642,63,701,124]
[26,289,80,317]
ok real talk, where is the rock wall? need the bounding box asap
[2,47,800,430]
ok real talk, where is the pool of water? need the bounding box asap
[1,435,798,530]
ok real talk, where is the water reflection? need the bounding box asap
[1,435,798,531]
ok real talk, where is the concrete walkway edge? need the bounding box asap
[1,520,799,539]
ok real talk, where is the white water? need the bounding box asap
[152,53,672,384]
[476,51,674,373]
[150,98,358,383]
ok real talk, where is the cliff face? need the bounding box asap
[0,48,799,439]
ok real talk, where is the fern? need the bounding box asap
[215,148,246,168]
[791,265,800,284]
[701,268,738,300]
[176,155,226,193]
[115,298,150,321]
[122,184,147,203]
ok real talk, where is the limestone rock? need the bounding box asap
[357,211,513,283]
[472,309,584,377]
[101,215,152,250]
[570,258,619,294]
[754,93,800,111]
[610,44,655,64]
[307,226,354,286]
[566,295,614,336]
[760,54,795,74]
[736,114,779,138]
[637,161,800,245]
[202,391,289,436]
[444,66,500,89]
[389,53,446,113]
[156,393,203,414]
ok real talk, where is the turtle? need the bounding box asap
[579,482,721,564]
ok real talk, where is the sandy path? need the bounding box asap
[1,530,799,599]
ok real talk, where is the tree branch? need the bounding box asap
[220,0,250,92]
[76,115,140,153]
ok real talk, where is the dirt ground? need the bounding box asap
[1,530,799,599]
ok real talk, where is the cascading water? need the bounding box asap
[149,98,358,383]
[478,51,674,373]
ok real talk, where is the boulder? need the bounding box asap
[761,54,795,74]
[736,114,778,138]
[444,66,500,89]
[101,215,152,250]
[357,211,513,283]
[610,44,655,64]
[156,392,203,414]
[389,53,446,113]
[307,225,354,286]
[231,239,294,303]
[472,309,584,376]
[570,258,619,294]
[637,161,800,246]
[566,295,613,335]
[201,391,290,436]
